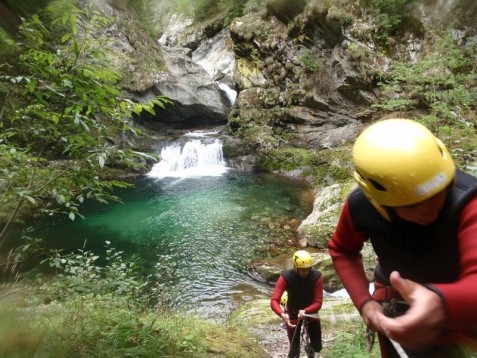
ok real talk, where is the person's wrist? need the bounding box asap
[359,298,377,315]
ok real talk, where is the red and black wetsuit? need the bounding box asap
[329,170,477,357]
[271,268,323,357]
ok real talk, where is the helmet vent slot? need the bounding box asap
[355,170,365,181]
[437,142,444,157]
[369,178,386,192]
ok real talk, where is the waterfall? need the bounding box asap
[147,132,228,179]
[218,83,237,105]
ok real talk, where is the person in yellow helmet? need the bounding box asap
[271,250,323,358]
[328,118,477,357]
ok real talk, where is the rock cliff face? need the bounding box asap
[134,46,231,127]
[127,0,476,155]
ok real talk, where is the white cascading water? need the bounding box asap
[147,133,228,179]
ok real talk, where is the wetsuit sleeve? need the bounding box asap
[431,196,477,329]
[328,199,373,312]
[270,275,287,316]
[305,274,323,313]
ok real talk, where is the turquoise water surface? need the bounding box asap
[16,170,312,317]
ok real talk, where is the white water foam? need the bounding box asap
[147,137,228,179]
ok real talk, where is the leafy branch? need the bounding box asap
[0,0,170,246]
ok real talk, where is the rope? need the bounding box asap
[302,319,315,357]
[288,319,303,358]
[389,338,409,358]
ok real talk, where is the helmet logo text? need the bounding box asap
[416,172,447,197]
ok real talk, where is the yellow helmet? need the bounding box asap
[292,250,313,270]
[353,118,455,220]
[280,291,288,306]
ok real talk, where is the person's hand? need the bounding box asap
[281,313,296,327]
[361,299,386,334]
[298,309,306,320]
[379,271,446,350]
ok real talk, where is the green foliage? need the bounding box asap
[0,0,169,245]
[1,0,50,16]
[265,0,307,24]
[375,33,477,147]
[193,0,220,22]
[0,233,45,283]
[42,241,149,301]
[324,327,380,357]
[326,5,355,27]
[260,147,314,171]
[0,297,47,357]
[258,146,353,185]
[175,0,217,21]
[245,124,283,151]
[220,0,248,26]
[0,28,18,59]
[227,108,289,152]
[126,0,170,39]
[300,51,322,73]
[347,43,367,61]
[319,302,380,357]
[365,0,416,40]
[0,243,266,357]
[174,0,249,25]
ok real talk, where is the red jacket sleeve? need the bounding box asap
[432,196,477,330]
[304,274,323,314]
[328,199,373,312]
[270,275,287,316]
